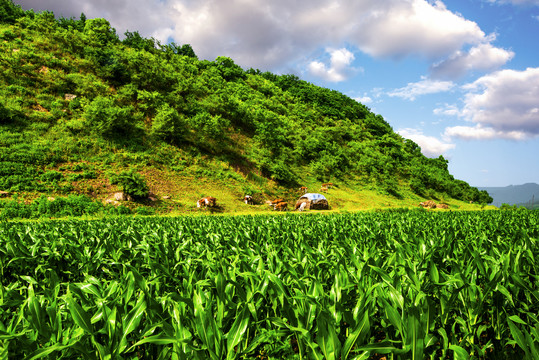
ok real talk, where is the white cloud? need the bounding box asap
[444,125,528,140]
[485,0,539,5]
[352,0,486,59]
[431,43,514,79]
[397,128,455,157]
[388,77,455,100]
[166,0,491,69]
[434,103,462,116]
[354,96,373,104]
[15,0,499,73]
[308,48,358,82]
[458,67,539,138]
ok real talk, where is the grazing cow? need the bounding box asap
[419,200,436,209]
[321,183,334,189]
[244,195,254,205]
[299,186,308,194]
[320,186,328,193]
[273,201,288,211]
[297,202,307,211]
[197,196,217,208]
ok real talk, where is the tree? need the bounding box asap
[151,103,185,142]
[123,31,156,52]
[83,18,119,46]
[57,13,86,31]
[214,56,245,81]
[83,96,134,138]
[161,42,197,59]
[0,0,24,24]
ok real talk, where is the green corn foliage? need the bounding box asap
[0,210,538,359]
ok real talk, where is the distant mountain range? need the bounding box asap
[478,183,539,208]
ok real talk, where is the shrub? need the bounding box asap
[33,195,102,217]
[105,204,131,215]
[150,103,184,142]
[83,96,134,138]
[110,170,149,200]
[40,170,63,182]
[0,195,104,219]
[136,206,155,216]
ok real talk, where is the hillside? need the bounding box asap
[0,1,492,218]
[479,183,539,208]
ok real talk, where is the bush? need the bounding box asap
[0,199,32,220]
[136,206,155,216]
[83,96,134,138]
[150,103,184,142]
[0,195,104,220]
[41,170,63,182]
[110,170,149,199]
[33,195,102,217]
[69,170,97,181]
[105,204,131,215]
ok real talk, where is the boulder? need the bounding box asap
[114,192,133,202]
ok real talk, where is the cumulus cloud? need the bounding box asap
[354,96,373,104]
[308,48,358,82]
[388,77,455,100]
[15,0,498,74]
[458,67,539,138]
[351,0,486,59]
[434,104,462,116]
[444,125,528,140]
[431,43,514,79]
[397,128,455,157]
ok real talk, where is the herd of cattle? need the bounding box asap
[195,195,289,211]
[195,184,448,211]
[195,185,321,211]
[195,185,323,211]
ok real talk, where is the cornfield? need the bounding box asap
[1,210,538,359]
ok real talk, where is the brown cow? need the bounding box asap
[273,201,288,211]
[419,200,436,209]
[299,186,308,194]
[197,196,217,208]
[265,198,285,209]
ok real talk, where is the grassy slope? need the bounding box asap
[127,161,489,214]
[0,12,492,217]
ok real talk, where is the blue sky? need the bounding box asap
[15,0,539,187]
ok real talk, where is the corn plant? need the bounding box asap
[0,210,538,359]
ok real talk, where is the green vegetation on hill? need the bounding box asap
[0,0,492,217]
